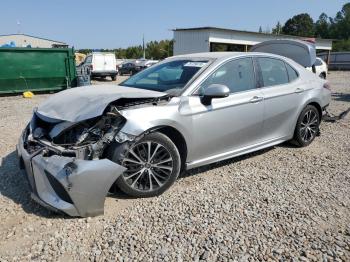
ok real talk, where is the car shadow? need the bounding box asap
[91,77,114,82]
[331,92,350,102]
[0,151,67,219]
[181,146,275,179]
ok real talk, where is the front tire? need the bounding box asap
[110,132,181,197]
[292,105,320,147]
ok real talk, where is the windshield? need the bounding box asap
[121,59,209,95]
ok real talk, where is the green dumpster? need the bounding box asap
[0,48,77,94]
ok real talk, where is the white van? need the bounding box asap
[80,52,118,80]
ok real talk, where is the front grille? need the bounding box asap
[44,170,73,204]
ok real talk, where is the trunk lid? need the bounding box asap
[250,39,316,67]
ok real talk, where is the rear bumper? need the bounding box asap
[91,71,118,77]
[17,127,126,217]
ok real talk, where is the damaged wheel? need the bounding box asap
[110,132,181,197]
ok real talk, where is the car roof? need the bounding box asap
[172,52,246,59]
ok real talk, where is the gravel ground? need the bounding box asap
[0,72,349,261]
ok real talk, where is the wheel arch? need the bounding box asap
[307,101,322,119]
[150,125,188,172]
[290,99,323,137]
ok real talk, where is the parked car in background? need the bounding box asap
[116,59,126,67]
[119,60,160,76]
[314,58,328,79]
[119,61,138,75]
[79,52,118,80]
[306,57,328,79]
[138,60,159,70]
[17,39,331,217]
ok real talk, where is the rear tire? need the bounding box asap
[291,105,320,147]
[111,75,116,81]
[109,132,181,198]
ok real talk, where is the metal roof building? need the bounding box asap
[0,34,68,48]
[173,27,333,56]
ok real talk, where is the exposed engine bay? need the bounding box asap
[25,96,170,161]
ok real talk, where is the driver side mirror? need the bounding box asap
[200,84,230,105]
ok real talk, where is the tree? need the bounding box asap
[125,45,143,59]
[333,39,350,51]
[146,40,173,59]
[315,13,330,38]
[78,39,174,60]
[330,3,350,39]
[272,21,282,35]
[282,13,315,36]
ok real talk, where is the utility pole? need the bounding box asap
[142,34,145,59]
[17,20,21,34]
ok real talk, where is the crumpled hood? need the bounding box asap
[36,84,165,122]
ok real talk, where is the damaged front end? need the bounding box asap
[17,104,131,217]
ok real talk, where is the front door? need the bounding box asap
[182,57,265,163]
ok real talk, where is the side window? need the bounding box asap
[258,58,289,87]
[85,56,92,64]
[199,57,256,94]
[285,63,299,82]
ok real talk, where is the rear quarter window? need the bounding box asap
[285,63,299,82]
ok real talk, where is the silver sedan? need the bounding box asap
[17,49,331,217]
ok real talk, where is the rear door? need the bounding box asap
[103,54,117,72]
[256,56,303,141]
[92,53,105,72]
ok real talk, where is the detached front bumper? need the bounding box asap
[17,128,126,217]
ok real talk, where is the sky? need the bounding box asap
[1,0,348,49]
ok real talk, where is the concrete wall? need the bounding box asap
[0,34,67,48]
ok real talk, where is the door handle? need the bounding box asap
[250,96,264,103]
[295,88,304,93]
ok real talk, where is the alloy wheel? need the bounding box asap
[300,109,319,143]
[121,141,174,192]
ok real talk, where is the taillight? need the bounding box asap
[323,82,331,90]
